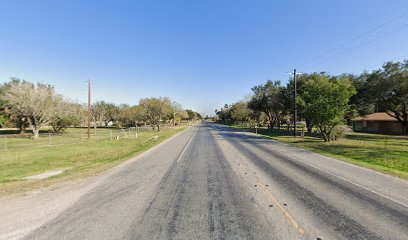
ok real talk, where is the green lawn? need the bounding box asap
[228,124,408,180]
[0,126,187,195]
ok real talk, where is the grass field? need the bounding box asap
[0,126,187,195]
[229,124,408,180]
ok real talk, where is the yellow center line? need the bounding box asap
[257,182,305,236]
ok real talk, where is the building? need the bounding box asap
[352,112,406,134]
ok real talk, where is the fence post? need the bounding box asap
[385,136,388,150]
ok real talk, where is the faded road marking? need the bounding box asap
[177,126,199,163]
[258,183,305,236]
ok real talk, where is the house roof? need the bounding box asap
[352,112,398,121]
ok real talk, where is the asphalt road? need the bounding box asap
[25,123,408,240]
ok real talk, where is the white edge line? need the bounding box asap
[267,144,408,209]
[176,126,199,163]
[225,126,408,209]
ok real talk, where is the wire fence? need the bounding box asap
[0,126,159,151]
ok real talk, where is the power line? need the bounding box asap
[298,11,408,68]
[348,53,408,74]
[309,23,408,70]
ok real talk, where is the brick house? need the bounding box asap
[352,112,406,134]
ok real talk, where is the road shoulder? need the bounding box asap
[0,126,192,240]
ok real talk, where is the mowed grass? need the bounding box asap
[229,124,408,180]
[0,126,187,195]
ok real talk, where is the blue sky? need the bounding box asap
[1,0,408,116]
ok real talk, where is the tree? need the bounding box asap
[286,74,316,133]
[105,103,119,126]
[129,105,146,126]
[91,101,109,127]
[186,109,196,121]
[298,74,356,142]
[0,83,11,128]
[215,105,231,124]
[179,110,189,121]
[248,80,287,130]
[362,61,408,132]
[0,78,29,132]
[139,97,173,131]
[50,102,83,133]
[230,101,252,124]
[172,102,184,126]
[4,81,64,139]
[194,112,203,120]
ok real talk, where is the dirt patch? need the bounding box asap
[23,170,65,180]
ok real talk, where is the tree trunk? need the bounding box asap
[306,119,313,134]
[323,133,329,142]
[156,123,160,132]
[17,120,25,134]
[269,120,274,130]
[32,128,40,139]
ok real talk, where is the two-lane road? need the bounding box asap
[25,123,408,239]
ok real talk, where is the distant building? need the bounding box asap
[352,112,406,134]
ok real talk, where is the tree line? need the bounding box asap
[0,78,202,139]
[216,60,408,141]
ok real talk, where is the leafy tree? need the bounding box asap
[298,74,356,142]
[286,74,317,133]
[186,109,196,121]
[0,78,29,132]
[0,84,10,128]
[118,104,146,127]
[50,102,83,133]
[347,73,376,118]
[248,80,287,130]
[105,103,119,126]
[230,101,252,123]
[172,102,184,126]
[362,61,408,132]
[194,111,203,120]
[179,110,189,121]
[215,105,231,124]
[129,105,146,126]
[139,97,173,131]
[4,81,64,139]
[91,101,118,127]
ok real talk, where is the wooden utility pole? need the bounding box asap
[293,69,297,138]
[87,79,91,140]
[287,69,302,138]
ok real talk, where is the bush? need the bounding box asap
[333,125,352,139]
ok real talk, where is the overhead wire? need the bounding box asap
[298,11,408,69]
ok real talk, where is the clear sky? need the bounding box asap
[1,0,408,116]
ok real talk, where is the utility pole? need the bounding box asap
[293,69,297,138]
[87,79,91,140]
[287,69,302,138]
